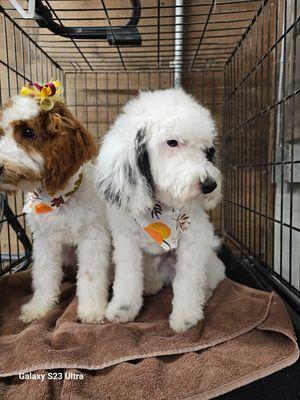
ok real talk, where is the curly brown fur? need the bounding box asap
[11,102,96,193]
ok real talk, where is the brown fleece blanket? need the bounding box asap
[0,270,298,399]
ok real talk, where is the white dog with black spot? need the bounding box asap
[96,88,225,332]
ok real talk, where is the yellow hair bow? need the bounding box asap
[20,80,64,111]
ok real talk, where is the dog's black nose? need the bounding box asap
[201,177,217,194]
[0,165,4,176]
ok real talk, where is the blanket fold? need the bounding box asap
[0,270,298,399]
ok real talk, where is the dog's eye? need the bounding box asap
[167,140,178,147]
[22,127,37,140]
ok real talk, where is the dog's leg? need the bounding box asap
[204,251,225,301]
[106,232,144,323]
[76,228,110,324]
[170,213,214,333]
[143,252,164,296]
[20,236,64,323]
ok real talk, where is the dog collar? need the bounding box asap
[135,203,190,251]
[23,169,83,215]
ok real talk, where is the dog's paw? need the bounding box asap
[105,299,141,323]
[77,302,107,324]
[78,311,105,324]
[78,305,106,324]
[169,307,204,333]
[20,301,54,323]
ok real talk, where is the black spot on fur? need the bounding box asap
[124,162,137,185]
[135,129,154,194]
[204,147,216,164]
[104,187,121,206]
[97,179,121,207]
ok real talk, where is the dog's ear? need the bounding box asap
[43,103,97,193]
[96,126,154,215]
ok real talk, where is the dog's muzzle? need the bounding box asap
[201,176,217,194]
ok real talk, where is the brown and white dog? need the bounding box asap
[0,91,110,323]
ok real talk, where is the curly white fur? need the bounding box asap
[96,88,225,332]
[20,162,111,324]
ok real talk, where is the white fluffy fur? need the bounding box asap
[0,97,43,192]
[0,96,111,323]
[21,162,111,324]
[96,88,225,332]
[1,96,40,129]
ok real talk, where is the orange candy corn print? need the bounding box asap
[23,170,83,216]
[136,202,190,251]
[144,222,172,250]
[34,203,54,214]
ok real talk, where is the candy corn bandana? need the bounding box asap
[135,203,190,251]
[23,170,83,215]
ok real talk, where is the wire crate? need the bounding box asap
[223,0,300,311]
[0,0,299,318]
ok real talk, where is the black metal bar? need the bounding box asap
[288,0,297,289]
[226,0,270,66]
[100,0,126,70]
[6,1,260,13]
[43,0,94,71]
[3,198,32,262]
[0,5,62,276]
[223,0,300,301]
[191,0,216,69]
[96,72,100,144]
[0,5,61,71]
[34,0,142,45]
